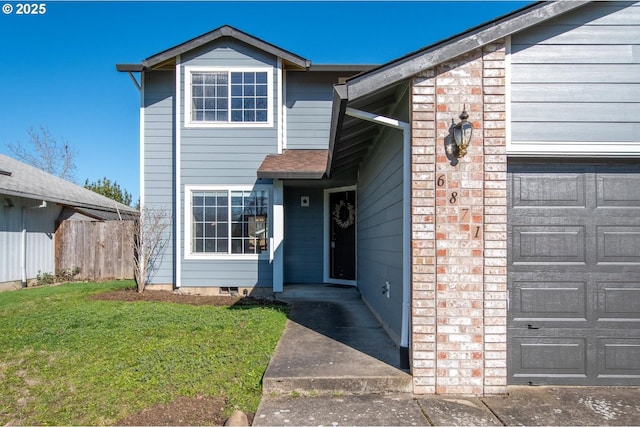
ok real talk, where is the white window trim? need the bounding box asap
[184,66,274,128]
[184,185,272,261]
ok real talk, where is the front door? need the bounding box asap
[329,190,356,282]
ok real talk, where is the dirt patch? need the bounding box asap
[116,395,229,426]
[91,288,287,307]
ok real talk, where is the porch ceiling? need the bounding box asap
[328,81,407,178]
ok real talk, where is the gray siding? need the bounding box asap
[283,186,325,283]
[510,1,640,148]
[356,96,408,345]
[179,39,279,287]
[286,72,346,149]
[143,70,176,286]
[0,195,61,284]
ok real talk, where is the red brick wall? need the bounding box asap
[411,41,507,395]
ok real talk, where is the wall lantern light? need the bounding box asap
[447,106,473,158]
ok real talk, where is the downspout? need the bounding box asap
[344,107,411,369]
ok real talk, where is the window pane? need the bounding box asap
[204,206,216,222]
[231,239,243,254]
[204,239,216,252]
[204,86,216,97]
[217,239,228,253]
[256,110,267,122]
[244,73,255,84]
[244,111,255,122]
[244,85,255,96]
[231,110,243,122]
[231,72,242,84]
[256,72,267,84]
[192,73,203,84]
[204,73,217,84]
[216,111,228,121]
[204,111,216,121]
[256,85,267,97]
[231,84,242,97]
[244,98,255,109]
[193,86,203,97]
[217,223,229,238]
[205,99,216,110]
[194,239,203,253]
[231,222,244,238]
[231,98,242,109]
[194,223,204,238]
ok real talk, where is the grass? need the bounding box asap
[0,281,289,426]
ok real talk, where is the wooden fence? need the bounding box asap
[55,220,135,281]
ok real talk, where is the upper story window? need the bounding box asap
[185,67,273,127]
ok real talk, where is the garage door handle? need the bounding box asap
[527,324,539,330]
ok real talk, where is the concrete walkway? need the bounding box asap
[255,387,640,426]
[261,285,412,395]
[255,285,640,426]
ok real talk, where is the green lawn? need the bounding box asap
[0,281,288,426]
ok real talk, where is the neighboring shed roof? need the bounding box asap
[117,25,311,72]
[0,154,138,218]
[257,150,328,179]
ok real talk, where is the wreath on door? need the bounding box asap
[332,200,355,229]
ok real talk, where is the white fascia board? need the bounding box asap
[508,142,640,157]
[175,55,182,288]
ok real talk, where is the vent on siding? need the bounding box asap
[219,287,239,296]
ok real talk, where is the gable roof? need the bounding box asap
[117,25,311,72]
[0,154,137,219]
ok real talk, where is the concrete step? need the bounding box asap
[263,373,413,395]
[277,284,361,301]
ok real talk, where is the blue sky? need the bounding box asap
[0,0,529,204]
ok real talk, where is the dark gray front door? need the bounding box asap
[508,161,640,385]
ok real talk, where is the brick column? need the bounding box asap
[482,41,508,395]
[411,69,437,394]
[411,42,507,395]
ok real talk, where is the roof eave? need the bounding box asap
[347,0,590,101]
[257,171,326,180]
[1,188,137,215]
[143,25,310,70]
[116,63,144,72]
[326,84,349,178]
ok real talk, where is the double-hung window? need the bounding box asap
[187,186,270,258]
[185,67,272,127]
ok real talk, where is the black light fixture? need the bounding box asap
[447,106,473,158]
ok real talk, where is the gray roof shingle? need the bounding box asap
[0,154,137,217]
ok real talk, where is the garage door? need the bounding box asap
[508,161,640,385]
